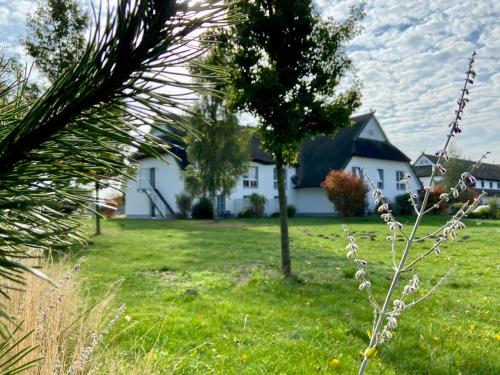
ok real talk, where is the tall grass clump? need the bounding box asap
[342,52,490,374]
[3,254,123,374]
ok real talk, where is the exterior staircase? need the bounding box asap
[137,178,175,219]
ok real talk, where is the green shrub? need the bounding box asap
[449,202,463,215]
[269,206,296,218]
[489,199,498,219]
[191,197,213,219]
[238,207,254,218]
[394,193,413,215]
[249,193,266,218]
[175,193,193,218]
[470,207,491,219]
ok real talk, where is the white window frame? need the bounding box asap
[243,166,258,188]
[377,169,384,189]
[274,168,287,190]
[396,170,406,190]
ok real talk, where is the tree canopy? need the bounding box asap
[183,32,251,219]
[23,0,89,82]
[223,0,364,275]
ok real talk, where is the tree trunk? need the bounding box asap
[95,181,101,235]
[276,154,291,277]
[210,193,218,222]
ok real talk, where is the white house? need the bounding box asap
[124,113,421,218]
[413,153,500,200]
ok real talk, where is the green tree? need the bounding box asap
[183,31,251,221]
[183,114,251,220]
[0,0,226,344]
[23,0,89,82]
[442,150,469,190]
[225,0,363,276]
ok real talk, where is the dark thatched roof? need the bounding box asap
[293,113,411,188]
[414,154,500,181]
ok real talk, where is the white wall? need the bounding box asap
[125,155,184,218]
[126,156,423,218]
[358,117,387,142]
[226,162,296,215]
[477,179,500,190]
[345,156,420,210]
[125,159,297,217]
[295,187,335,215]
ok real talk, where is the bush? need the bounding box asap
[394,193,413,215]
[321,170,369,217]
[449,202,463,215]
[287,204,296,217]
[238,207,255,218]
[99,195,123,218]
[248,193,266,218]
[489,199,498,219]
[175,193,193,218]
[191,197,213,219]
[270,212,280,218]
[471,207,491,219]
[418,184,448,214]
[458,187,479,204]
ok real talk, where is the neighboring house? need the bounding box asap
[124,113,421,218]
[413,153,500,200]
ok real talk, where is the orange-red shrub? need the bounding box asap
[99,195,124,218]
[418,184,448,213]
[321,170,369,217]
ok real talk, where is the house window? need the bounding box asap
[274,168,287,189]
[352,166,362,177]
[243,166,258,188]
[481,180,484,188]
[396,170,406,190]
[497,182,500,189]
[490,181,493,189]
[377,169,384,189]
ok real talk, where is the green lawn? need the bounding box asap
[78,216,499,374]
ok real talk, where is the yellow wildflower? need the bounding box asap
[330,358,341,366]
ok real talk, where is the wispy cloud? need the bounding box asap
[318,0,500,162]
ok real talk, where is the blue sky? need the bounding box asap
[1,0,499,162]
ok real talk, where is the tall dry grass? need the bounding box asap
[4,253,118,375]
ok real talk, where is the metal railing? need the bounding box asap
[137,178,174,218]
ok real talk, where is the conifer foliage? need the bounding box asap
[0,0,226,336]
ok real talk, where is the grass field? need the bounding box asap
[77,216,499,374]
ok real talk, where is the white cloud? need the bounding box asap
[317,0,500,162]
